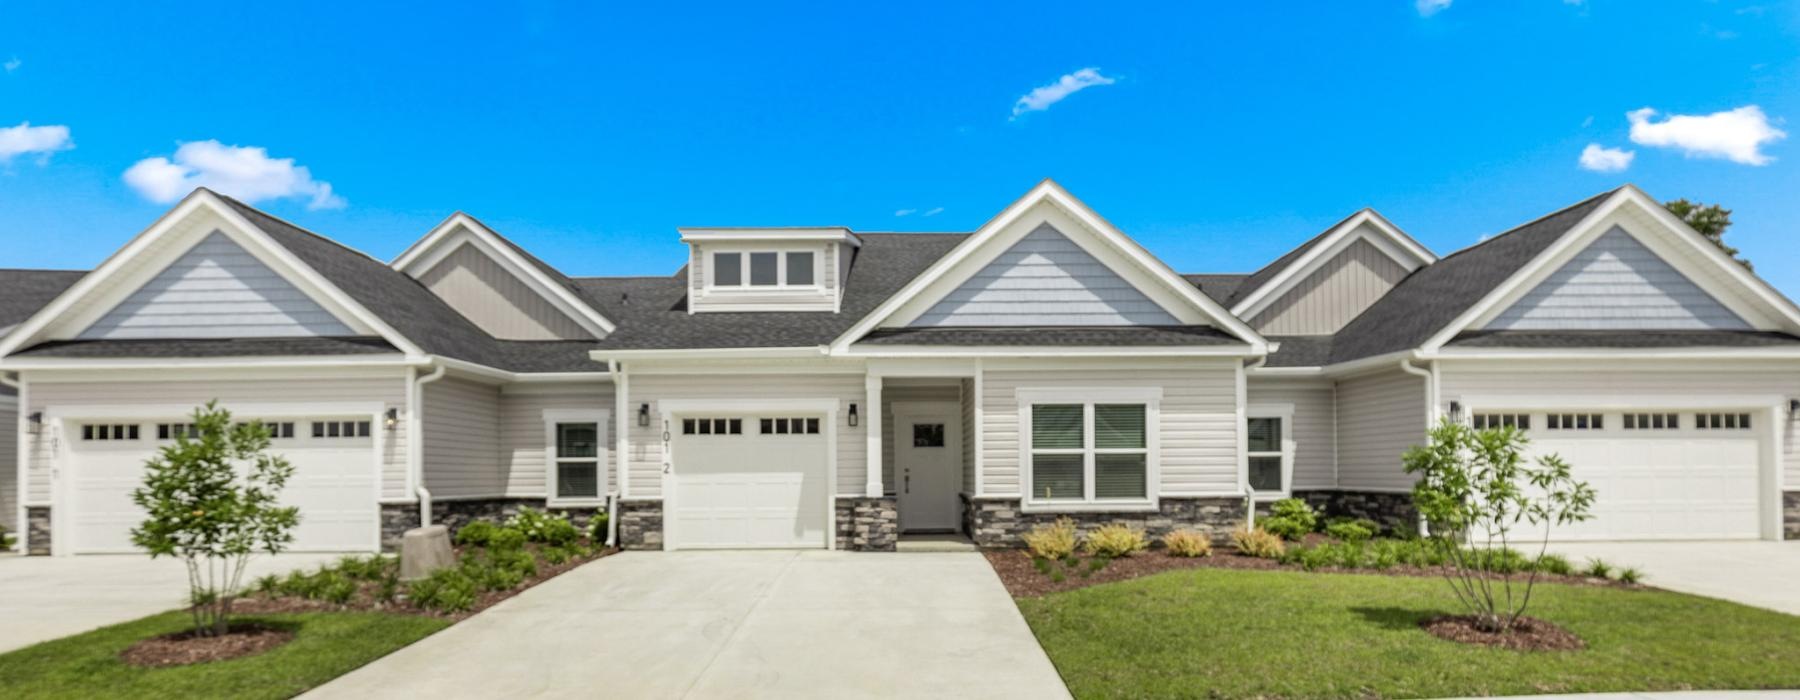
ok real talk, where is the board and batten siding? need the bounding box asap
[416,241,593,341]
[1246,380,1337,490]
[982,359,1240,497]
[1485,226,1750,331]
[421,375,504,499]
[23,375,410,504]
[913,224,1180,327]
[499,384,615,497]
[625,372,867,499]
[1249,238,1410,335]
[1334,367,1427,492]
[1437,363,1800,488]
[80,231,354,339]
[879,381,961,493]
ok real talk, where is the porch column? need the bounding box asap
[865,374,883,498]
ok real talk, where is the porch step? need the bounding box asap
[896,535,979,553]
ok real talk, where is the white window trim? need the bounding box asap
[706,249,823,291]
[1016,387,1162,513]
[544,409,610,507]
[1246,403,1295,501]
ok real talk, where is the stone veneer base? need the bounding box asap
[26,506,51,556]
[835,497,899,551]
[1785,491,1799,541]
[1292,489,1419,537]
[617,500,664,550]
[379,499,607,553]
[961,495,1248,548]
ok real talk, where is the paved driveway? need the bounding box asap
[0,552,347,653]
[307,551,1069,699]
[1546,541,1800,616]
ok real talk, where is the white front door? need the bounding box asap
[668,414,830,549]
[896,407,961,532]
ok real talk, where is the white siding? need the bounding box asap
[626,373,867,499]
[1438,362,1800,488]
[421,375,503,499]
[1250,239,1409,335]
[0,397,15,536]
[1247,380,1337,490]
[24,374,410,503]
[1486,226,1750,330]
[80,231,354,339]
[499,384,614,497]
[417,241,593,341]
[913,224,1180,327]
[982,359,1239,496]
[880,381,961,493]
[1334,368,1427,492]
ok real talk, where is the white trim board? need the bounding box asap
[392,213,616,337]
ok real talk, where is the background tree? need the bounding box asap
[1403,418,1595,634]
[1664,198,1751,271]
[131,401,299,637]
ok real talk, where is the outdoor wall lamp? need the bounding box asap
[384,408,399,430]
[1448,401,1463,421]
[27,411,42,435]
[848,403,859,427]
[638,403,650,427]
[1790,399,1799,417]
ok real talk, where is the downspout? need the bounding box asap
[1,373,23,553]
[1397,356,1435,537]
[1242,355,1268,529]
[606,359,623,548]
[410,364,448,527]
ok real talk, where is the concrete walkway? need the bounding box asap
[0,552,347,653]
[1546,541,1800,616]
[306,551,1070,699]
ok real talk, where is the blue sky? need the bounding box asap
[3,1,1796,296]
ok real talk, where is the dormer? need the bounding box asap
[680,227,861,313]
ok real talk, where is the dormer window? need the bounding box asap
[710,250,819,289]
[681,227,858,313]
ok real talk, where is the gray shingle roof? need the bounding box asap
[1264,335,1334,367]
[1326,189,1620,363]
[1181,274,1249,304]
[1223,211,1362,307]
[1448,330,1800,349]
[855,325,1238,347]
[0,269,86,328]
[14,337,398,358]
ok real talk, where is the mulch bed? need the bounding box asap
[985,548,1636,598]
[1422,614,1587,651]
[234,545,618,621]
[119,623,295,667]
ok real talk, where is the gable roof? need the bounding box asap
[1181,274,1249,304]
[1226,212,1357,307]
[0,269,87,329]
[391,212,616,337]
[1228,209,1436,323]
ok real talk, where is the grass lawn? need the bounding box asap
[0,611,449,699]
[1016,567,1800,699]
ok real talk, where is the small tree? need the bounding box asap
[131,401,299,637]
[1664,198,1751,271]
[1403,418,1595,633]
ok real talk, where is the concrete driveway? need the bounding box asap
[0,552,348,653]
[1546,541,1800,616]
[307,551,1070,699]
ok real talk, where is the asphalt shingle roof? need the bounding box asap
[1447,330,1800,349]
[855,326,1238,347]
[0,269,86,328]
[1181,274,1250,304]
[14,337,398,358]
[1264,335,1334,367]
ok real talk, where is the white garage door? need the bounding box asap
[66,417,379,554]
[669,414,829,549]
[1491,410,1762,541]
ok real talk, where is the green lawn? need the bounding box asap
[1016,567,1800,699]
[0,611,449,700]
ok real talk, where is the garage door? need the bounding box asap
[67,417,379,553]
[668,414,829,549]
[1482,410,1762,541]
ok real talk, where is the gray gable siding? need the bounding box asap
[1249,238,1410,335]
[80,231,355,339]
[1485,226,1749,331]
[911,224,1179,327]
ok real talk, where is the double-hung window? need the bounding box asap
[1020,389,1158,509]
[1246,405,1294,498]
[545,410,609,504]
[710,250,819,288]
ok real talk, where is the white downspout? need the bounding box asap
[607,360,625,548]
[1242,355,1268,529]
[410,364,448,527]
[1397,356,1435,537]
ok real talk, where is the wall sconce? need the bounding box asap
[1790,399,1799,416]
[27,411,42,435]
[384,408,399,430]
[847,403,859,427]
[1447,401,1463,421]
[638,403,650,427]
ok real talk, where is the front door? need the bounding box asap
[896,407,961,532]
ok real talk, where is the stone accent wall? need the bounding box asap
[26,506,51,556]
[617,500,664,550]
[1785,491,1800,541]
[962,495,1247,548]
[835,497,898,551]
[380,498,608,552]
[1294,489,1417,536]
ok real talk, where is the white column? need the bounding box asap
[865,374,883,498]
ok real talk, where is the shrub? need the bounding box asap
[1022,518,1079,560]
[1084,524,1149,558]
[1618,567,1644,585]
[254,574,280,595]
[487,527,527,552]
[541,546,572,566]
[455,521,499,547]
[1323,518,1378,542]
[1161,529,1213,558]
[1584,558,1614,580]
[1261,499,1318,541]
[1534,554,1574,576]
[409,568,479,613]
[0,523,11,552]
[507,507,580,545]
[1230,527,1285,559]
[588,510,610,543]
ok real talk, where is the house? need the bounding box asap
[2,180,1796,556]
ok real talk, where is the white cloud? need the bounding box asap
[3,57,19,73]
[1011,68,1116,120]
[894,208,916,217]
[1416,0,1452,16]
[123,140,346,209]
[923,207,944,217]
[0,122,72,162]
[1627,105,1786,165]
[1578,143,1635,172]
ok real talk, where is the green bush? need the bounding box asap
[454,521,499,547]
[1230,527,1285,559]
[506,507,580,545]
[1584,558,1614,580]
[1534,553,1574,576]
[488,527,527,552]
[1161,529,1213,558]
[588,510,610,543]
[1260,499,1318,541]
[254,574,280,595]
[492,549,538,578]
[541,546,573,566]
[1618,567,1644,585]
[1323,518,1378,542]
[0,523,12,551]
[409,568,479,613]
